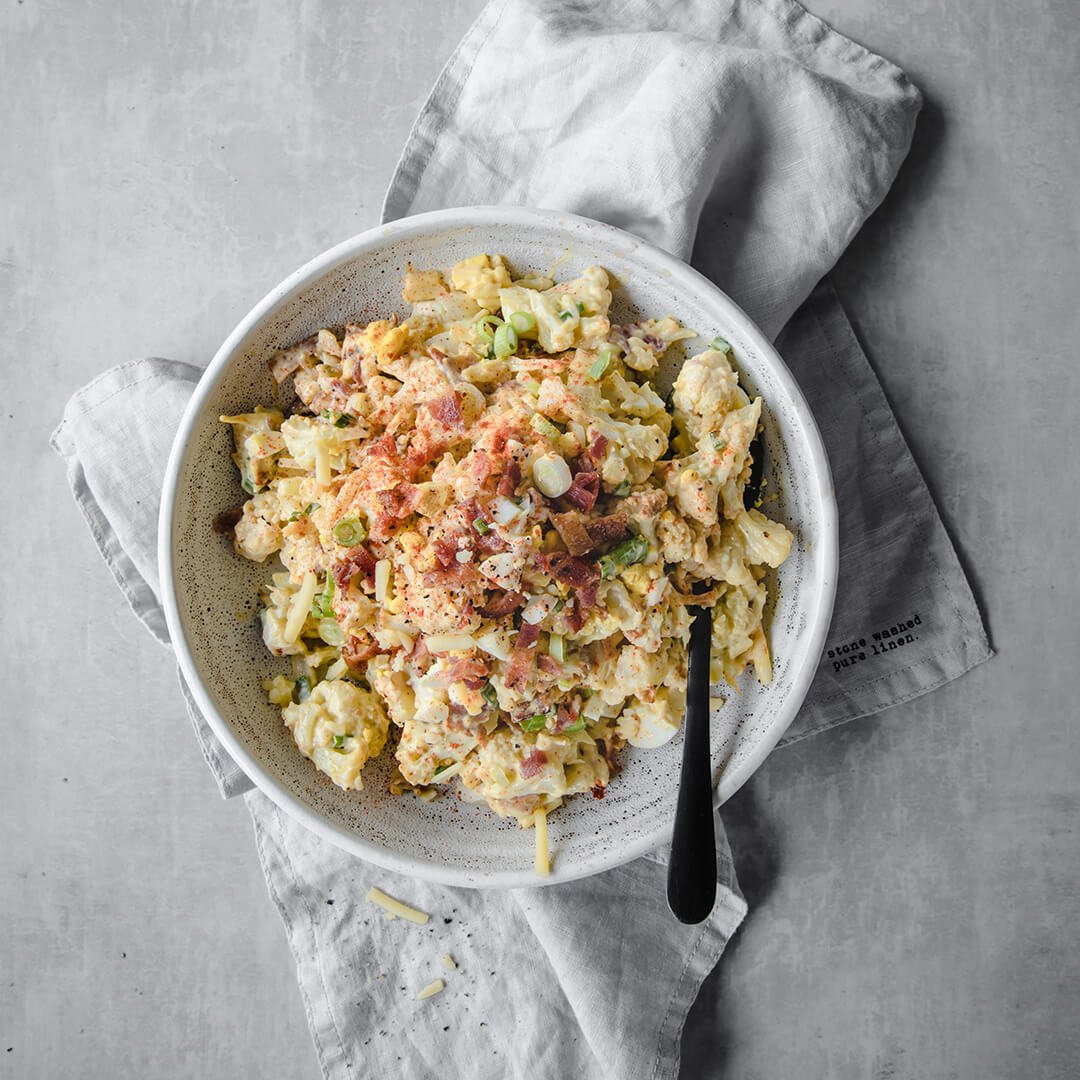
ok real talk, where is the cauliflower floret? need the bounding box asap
[234,491,282,562]
[402,267,448,304]
[220,407,285,493]
[499,266,612,353]
[616,317,696,373]
[282,680,389,790]
[450,254,512,312]
[671,349,746,441]
[616,687,686,748]
[590,417,668,485]
[396,716,480,786]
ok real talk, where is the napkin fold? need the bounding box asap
[52,1,992,1077]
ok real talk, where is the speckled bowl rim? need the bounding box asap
[159,205,838,889]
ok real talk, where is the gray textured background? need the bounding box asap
[2,0,1078,1077]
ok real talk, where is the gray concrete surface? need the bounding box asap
[2,0,1077,1077]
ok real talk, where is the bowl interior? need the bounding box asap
[164,208,836,887]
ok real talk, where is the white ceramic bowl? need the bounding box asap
[159,206,837,888]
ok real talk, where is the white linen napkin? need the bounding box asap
[51,1,992,1077]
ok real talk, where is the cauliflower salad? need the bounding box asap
[219,254,793,869]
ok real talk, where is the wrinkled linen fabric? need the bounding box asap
[51,1,992,1077]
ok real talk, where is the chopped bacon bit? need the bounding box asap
[212,506,243,535]
[375,483,421,520]
[427,390,463,429]
[519,749,548,778]
[479,589,525,618]
[537,654,563,678]
[591,782,606,799]
[579,579,599,610]
[551,512,594,557]
[366,432,399,460]
[554,696,582,732]
[587,433,609,464]
[563,470,599,511]
[505,622,540,690]
[565,602,587,634]
[342,635,383,669]
[333,547,377,589]
[539,552,600,589]
[497,460,521,498]
[445,656,489,690]
[586,512,628,548]
[423,561,480,588]
[432,536,461,569]
[475,529,508,555]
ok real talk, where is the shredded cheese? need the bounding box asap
[425,633,479,653]
[433,761,463,783]
[314,441,331,486]
[374,558,391,603]
[284,570,318,644]
[440,954,457,971]
[365,886,429,925]
[533,808,550,877]
[416,979,445,1001]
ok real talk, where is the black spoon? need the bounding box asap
[667,429,764,923]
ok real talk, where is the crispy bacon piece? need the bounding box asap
[591,782,606,799]
[505,622,540,690]
[586,513,628,548]
[497,460,521,498]
[342,635,383,669]
[551,511,629,557]
[539,552,600,589]
[445,656,489,690]
[333,547,377,589]
[563,469,599,511]
[479,589,525,618]
[423,561,480,588]
[587,433,609,464]
[537,654,563,678]
[519,749,548,778]
[551,512,593,557]
[426,390,463,429]
[432,536,461,569]
[475,529,508,555]
[554,696,582,732]
[366,432,398,459]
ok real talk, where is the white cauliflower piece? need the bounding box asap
[450,254,512,312]
[234,491,282,562]
[220,407,285,493]
[282,680,389,790]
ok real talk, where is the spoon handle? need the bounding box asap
[666,603,717,923]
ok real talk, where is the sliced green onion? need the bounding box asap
[475,314,503,342]
[523,379,541,395]
[563,715,587,733]
[588,349,613,381]
[531,413,563,440]
[433,762,450,776]
[548,633,565,663]
[598,533,650,580]
[508,311,536,334]
[712,434,728,451]
[293,675,311,703]
[333,414,353,428]
[472,517,491,536]
[333,517,366,547]
[576,302,585,314]
[240,473,256,495]
[481,682,499,708]
[318,618,345,646]
[552,598,566,614]
[709,336,731,354]
[612,480,632,497]
[289,502,318,522]
[492,322,518,359]
[311,574,335,618]
[558,309,574,321]
[521,713,549,733]
[330,733,349,752]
